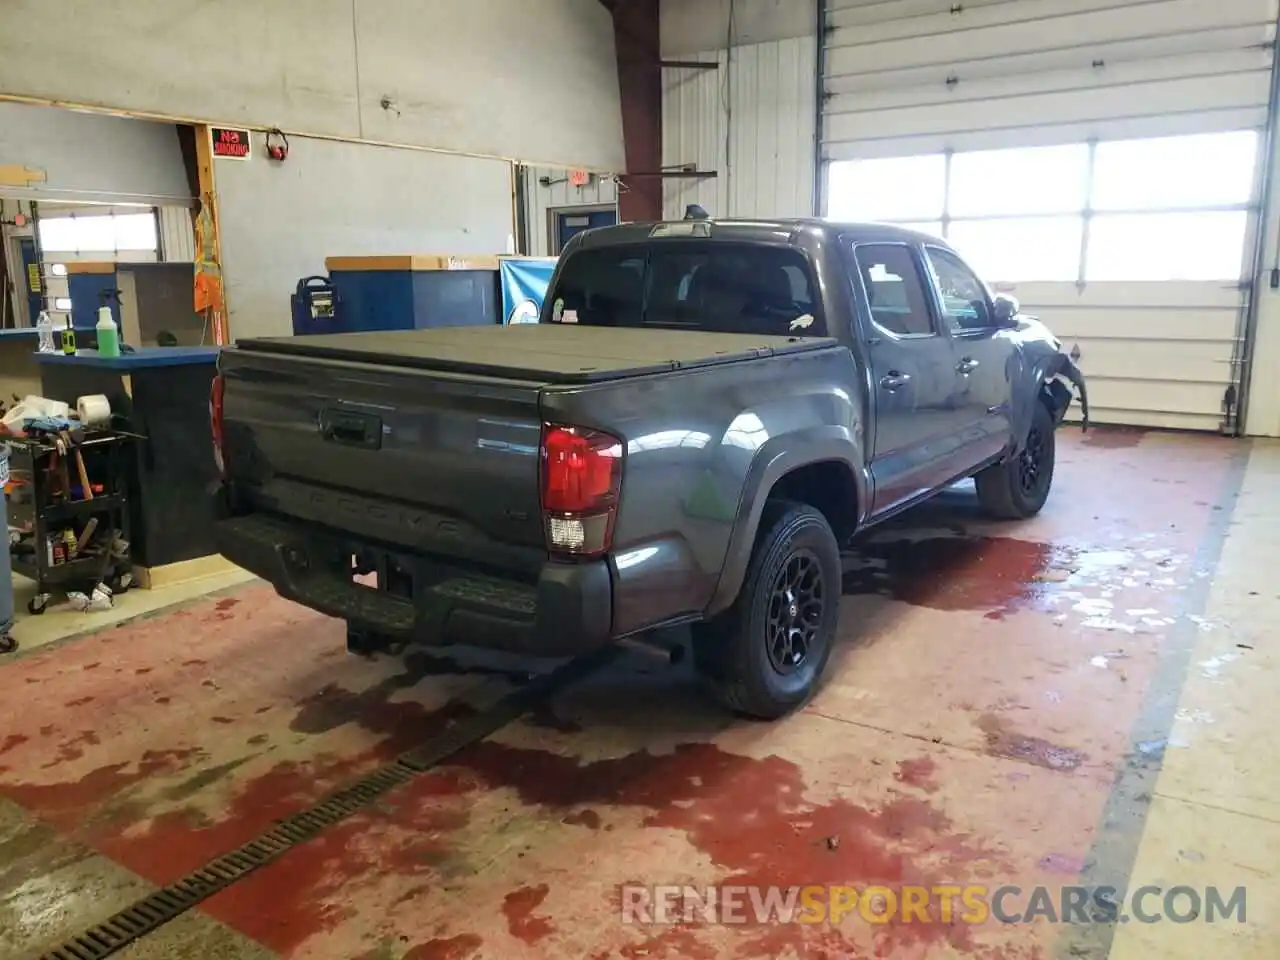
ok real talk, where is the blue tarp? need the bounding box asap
[499,258,557,324]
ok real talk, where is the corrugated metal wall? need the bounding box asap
[158,205,196,262]
[523,167,618,256]
[661,35,817,219]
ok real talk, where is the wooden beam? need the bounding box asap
[191,124,228,346]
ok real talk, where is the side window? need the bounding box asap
[927,247,993,331]
[852,244,936,337]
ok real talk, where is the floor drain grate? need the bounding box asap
[32,648,614,960]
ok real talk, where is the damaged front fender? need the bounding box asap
[1045,352,1089,432]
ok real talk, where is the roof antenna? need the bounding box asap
[684,203,710,220]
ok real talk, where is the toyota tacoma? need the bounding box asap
[211,219,1086,719]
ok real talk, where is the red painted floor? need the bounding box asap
[0,428,1240,959]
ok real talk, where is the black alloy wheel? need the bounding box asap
[766,550,825,674]
[1018,425,1047,496]
[974,399,1057,520]
[691,501,841,720]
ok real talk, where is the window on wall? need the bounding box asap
[37,211,159,254]
[826,130,1259,282]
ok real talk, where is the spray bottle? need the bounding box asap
[96,289,120,358]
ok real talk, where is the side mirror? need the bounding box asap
[992,294,1020,328]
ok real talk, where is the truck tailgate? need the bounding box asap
[218,348,547,569]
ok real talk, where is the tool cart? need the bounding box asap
[7,429,134,614]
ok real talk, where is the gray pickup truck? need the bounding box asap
[211,219,1085,719]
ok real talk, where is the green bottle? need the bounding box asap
[96,306,120,358]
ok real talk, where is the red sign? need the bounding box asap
[211,127,251,160]
[568,168,590,187]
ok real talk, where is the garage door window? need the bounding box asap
[827,130,1258,283]
[1083,131,1256,281]
[949,144,1089,217]
[947,217,1083,284]
[825,154,946,223]
[1091,132,1256,210]
[1086,211,1250,282]
[38,211,159,254]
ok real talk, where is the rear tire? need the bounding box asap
[975,399,1056,520]
[346,623,389,658]
[692,501,841,720]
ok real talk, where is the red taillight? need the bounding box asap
[540,424,622,557]
[210,373,227,477]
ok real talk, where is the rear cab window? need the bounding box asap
[545,242,824,337]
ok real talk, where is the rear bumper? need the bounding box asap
[213,511,613,657]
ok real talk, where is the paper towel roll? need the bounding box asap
[76,394,112,428]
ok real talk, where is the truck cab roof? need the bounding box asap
[569,218,947,252]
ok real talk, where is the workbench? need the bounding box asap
[34,346,229,586]
[0,328,95,404]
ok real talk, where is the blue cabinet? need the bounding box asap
[321,255,501,334]
[66,264,120,329]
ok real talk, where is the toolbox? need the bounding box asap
[290,275,342,337]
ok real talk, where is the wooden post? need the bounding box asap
[191,124,228,345]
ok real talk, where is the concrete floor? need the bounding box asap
[0,428,1274,960]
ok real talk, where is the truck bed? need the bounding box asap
[234,324,837,384]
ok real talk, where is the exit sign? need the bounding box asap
[211,127,251,160]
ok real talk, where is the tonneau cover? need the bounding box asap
[234,324,838,384]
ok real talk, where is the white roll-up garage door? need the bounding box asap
[822,0,1279,431]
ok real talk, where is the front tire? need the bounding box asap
[692,501,841,720]
[975,399,1056,520]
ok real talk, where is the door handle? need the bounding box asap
[957,357,980,374]
[879,371,911,391]
[319,408,382,450]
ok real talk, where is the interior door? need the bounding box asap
[555,208,617,254]
[853,242,966,516]
[923,244,1016,463]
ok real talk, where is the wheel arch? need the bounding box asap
[1009,352,1083,454]
[705,429,865,617]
